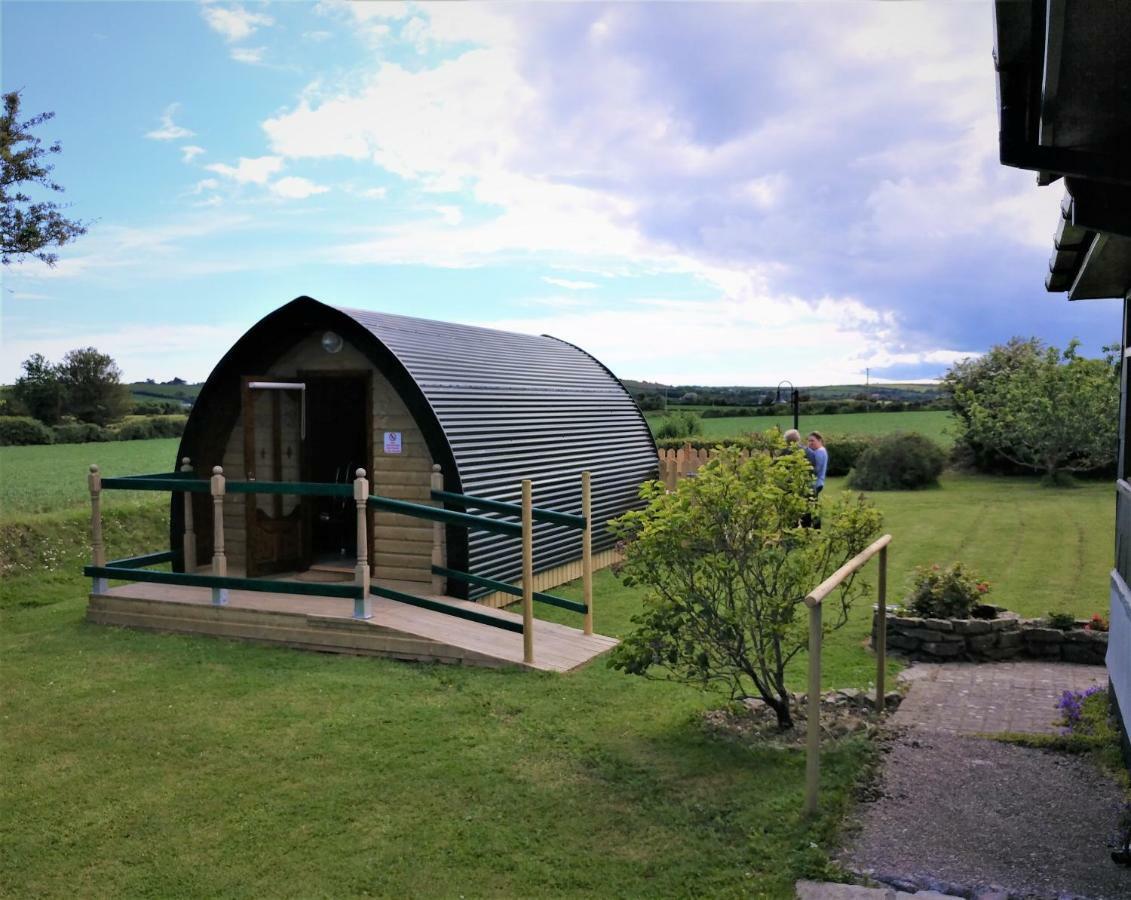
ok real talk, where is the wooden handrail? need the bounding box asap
[804,534,892,608]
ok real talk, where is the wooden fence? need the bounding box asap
[657,445,737,490]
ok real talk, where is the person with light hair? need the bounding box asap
[783,428,801,445]
[804,431,828,497]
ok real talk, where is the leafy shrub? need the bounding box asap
[0,416,53,446]
[1046,611,1077,631]
[116,420,155,441]
[148,415,187,437]
[52,422,112,444]
[905,562,990,619]
[846,432,945,490]
[654,411,702,440]
[133,400,182,415]
[823,433,877,477]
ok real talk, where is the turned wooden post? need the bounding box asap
[210,465,228,605]
[431,464,445,596]
[354,468,371,618]
[522,479,534,664]
[88,464,107,593]
[581,470,594,636]
[180,457,197,572]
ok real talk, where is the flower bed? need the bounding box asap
[872,604,1108,665]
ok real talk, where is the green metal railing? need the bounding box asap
[85,461,597,659]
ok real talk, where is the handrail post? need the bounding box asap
[805,597,823,816]
[522,479,534,664]
[210,465,228,605]
[181,457,197,572]
[582,470,594,635]
[354,468,371,618]
[431,465,445,596]
[876,545,888,712]
[88,464,107,594]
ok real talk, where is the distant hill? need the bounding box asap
[128,381,203,406]
[619,379,944,405]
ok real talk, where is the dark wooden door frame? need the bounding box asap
[298,369,375,573]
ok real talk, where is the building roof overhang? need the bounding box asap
[994,0,1131,299]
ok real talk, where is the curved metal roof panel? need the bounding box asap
[336,305,658,592]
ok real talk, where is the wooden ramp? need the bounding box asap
[86,578,617,672]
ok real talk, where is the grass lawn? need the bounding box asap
[647,409,955,446]
[0,441,1116,897]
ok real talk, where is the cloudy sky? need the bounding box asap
[1,1,1121,386]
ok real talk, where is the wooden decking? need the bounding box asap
[85,575,618,672]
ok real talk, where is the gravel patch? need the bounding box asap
[843,730,1129,899]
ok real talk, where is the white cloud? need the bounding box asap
[206,155,285,185]
[146,104,194,141]
[304,30,333,42]
[191,177,221,194]
[181,145,206,163]
[542,277,597,291]
[230,46,266,65]
[201,4,273,42]
[270,176,330,199]
[359,187,387,199]
[434,206,462,225]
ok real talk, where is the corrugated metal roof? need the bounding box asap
[337,306,657,594]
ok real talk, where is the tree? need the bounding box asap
[608,444,882,729]
[56,347,131,425]
[943,338,1118,483]
[1,91,87,266]
[11,353,65,425]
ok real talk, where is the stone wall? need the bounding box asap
[872,608,1108,665]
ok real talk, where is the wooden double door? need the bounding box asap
[243,373,372,576]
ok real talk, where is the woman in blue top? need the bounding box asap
[804,431,828,497]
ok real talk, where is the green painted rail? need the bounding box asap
[368,494,521,537]
[226,480,354,498]
[370,583,524,634]
[84,565,364,600]
[106,550,177,569]
[101,477,211,493]
[432,565,587,614]
[431,489,586,530]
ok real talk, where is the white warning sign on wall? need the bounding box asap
[383,431,402,454]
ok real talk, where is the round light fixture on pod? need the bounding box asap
[321,331,343,354]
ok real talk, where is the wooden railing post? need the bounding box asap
[181,457,197,572]
[88,464,107,593]
[431,464,445,596]
[805,597,823,816]
[522,479,534,664]
[582,470,594,636]
[210,465,228,605]
[876,545,888,712]
[354,468,371,618]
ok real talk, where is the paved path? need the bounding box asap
[831,660,1127,900]
[890,661,1106,735]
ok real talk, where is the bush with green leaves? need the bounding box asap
[653,410,703,440]
[610,443,883,729]
[905,562,990,619]
[823,433,877,477]
[0,415,53,446]
[52,422,111,444]
[846,432,945,490]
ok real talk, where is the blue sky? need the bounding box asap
[1,1,1121,386]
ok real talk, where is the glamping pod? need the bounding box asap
[172,296,657,603]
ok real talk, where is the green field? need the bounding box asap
[649,409,956,445]
[0,438,182,520]
[0,439,1115,896]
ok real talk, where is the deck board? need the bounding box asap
[87,576,616,672]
